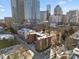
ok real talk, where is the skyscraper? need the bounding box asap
[49,5,63,26]
[24,0,40,25]
[47,4,51,15]
[54,5,63,16]
[11,0,25,24]
[47,4,51,21]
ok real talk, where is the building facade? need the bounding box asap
[49,15,63,27]
[49,5,64,27]
[62,15,68,25]
[11,0,25,24]
[54,5,63,16]
[11,0,40,26]
[35,36,51,52]
[24,0,40,25]
[67,10,79,24]
[40,11,47,22]
[47,4,51,21]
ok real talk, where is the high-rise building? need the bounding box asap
[49,15,63,25]
[49,5,64,26]
[40,11,47,22]
[11,0,40,26]
[67,10,79,24]
[47,4,51,21]
[54,5,63,16]
[24,0,40,25]
[11,0,25,24]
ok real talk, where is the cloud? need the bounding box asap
[58,1,67,5]
[0,9,5,12]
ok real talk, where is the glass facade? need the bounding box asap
[24,0,40,24]
[11,0,24,24]
[47,4,51,15]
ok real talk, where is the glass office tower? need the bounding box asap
[47,4,51,21]
[24,0,40,25]
[11,0,25,24]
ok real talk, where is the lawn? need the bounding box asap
[0,39,17,49]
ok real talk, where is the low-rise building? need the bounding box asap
[26,31,52,51]
[17,28,52,52]
[17,28,35,39]
[27,32,52,52]
[0,34,14,40]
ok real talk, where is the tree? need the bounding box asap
[7,56,10,59]
[61,27,75,44]
[61,30,68,44]
[42,29,45,33]
[68,27,75,35]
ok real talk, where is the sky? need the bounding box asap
[0,0,79,19]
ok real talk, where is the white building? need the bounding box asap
[49,5,64,27]
[0,34,14,40]
[49,15,63,27]
[67,10,79,24]
[17,28,35,39]
[40,11,47,22]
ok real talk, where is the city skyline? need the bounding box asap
[0,0,79,59]
[0,0,79,19]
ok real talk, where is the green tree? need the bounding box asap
[61,30,68,44]
[68,27,75,35]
